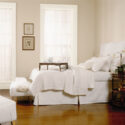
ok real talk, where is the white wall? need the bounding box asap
[95,0,125,55]
[0,0,96,78]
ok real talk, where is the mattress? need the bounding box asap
[94,71,111,82]
[0,96,17,123]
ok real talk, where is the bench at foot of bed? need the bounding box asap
[10,77,32,101]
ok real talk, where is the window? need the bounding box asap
[0,3,16,84]
[40,4,77,65]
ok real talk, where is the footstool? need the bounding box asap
[0,96,17,125]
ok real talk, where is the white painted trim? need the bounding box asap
[11,3,16,80]
[40,4,78,65]
[0,82,11,89]
[0,3,16,85]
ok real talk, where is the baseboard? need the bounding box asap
[0,83,10,89]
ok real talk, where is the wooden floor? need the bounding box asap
[0,90,125,125]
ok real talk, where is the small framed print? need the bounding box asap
[24,23,34,35]
[22,36,35,50]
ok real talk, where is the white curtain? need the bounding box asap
[0,3,16,83]
[40,5,77,65]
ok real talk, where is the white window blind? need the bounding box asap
[40,4,77,65]
[0,3,16,83]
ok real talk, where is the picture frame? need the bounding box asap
[22,36,35,50]
[24,23,34,35]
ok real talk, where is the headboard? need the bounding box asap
[100,41,125,56]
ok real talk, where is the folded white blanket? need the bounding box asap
[30,67,95,96]
[65,67,95,95]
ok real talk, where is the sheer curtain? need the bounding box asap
[40,4,77,65]
[0,3,16,83]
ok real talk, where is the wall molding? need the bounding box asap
[0,83,10,89]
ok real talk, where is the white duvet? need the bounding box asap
[30,67,95,96]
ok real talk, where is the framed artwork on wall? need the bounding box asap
[22,36,35,50]
[24,23,34,35]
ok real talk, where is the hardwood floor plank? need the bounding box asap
[0,90,125,125]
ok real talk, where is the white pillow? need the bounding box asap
[101,57,112,72]
[79,56,111,72]
[79,57,96,69]
[92,56,111,72]
[100,41,125,56]
[29,68,39,81]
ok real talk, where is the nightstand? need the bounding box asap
[112,73,125,107]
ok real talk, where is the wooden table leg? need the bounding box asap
[78,96,80,111]
[11,121,16,125]
[59,65,61,71]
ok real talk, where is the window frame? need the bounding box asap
[0,2,16,84]
[40,4,77,65]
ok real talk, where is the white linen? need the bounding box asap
[30,70,73,96]
[29,68,39,81]
[79,57,95,69]
[34,91,78,105]
[94,71,111,82]
[0,96,17,124]
[30,67,95,96]
[79,81,112,104]
[34,81,112,105]
[64,67,95,95]
[79,56,112,72]
[92,56,111,72]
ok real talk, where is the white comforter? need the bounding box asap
[30,67,95,96]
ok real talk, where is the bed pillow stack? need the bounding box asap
[92,56,112,72]
[79,56,112,72]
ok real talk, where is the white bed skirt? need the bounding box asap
[34,81,112,105]
[34,90,78,105]
[79,81,112,104]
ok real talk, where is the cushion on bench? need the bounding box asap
[10,77,32,97]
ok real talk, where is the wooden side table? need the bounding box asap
[112,74,125,107]
[39,62,68,71]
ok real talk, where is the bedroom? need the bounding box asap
[0,0,125,125]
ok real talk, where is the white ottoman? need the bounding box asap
[0,96,17,124]
[10,77,32,97]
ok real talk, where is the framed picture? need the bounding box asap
[24,23,34,35]
[22,36,35,50]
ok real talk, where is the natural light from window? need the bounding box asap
[40,4,77,65]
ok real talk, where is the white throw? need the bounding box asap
[30,67,95,96]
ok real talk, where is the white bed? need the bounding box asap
[33,71,112,105]
[31,41,121,105]
[10,41,125,105]
[0,96,17,124]
[79,71,112,104]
